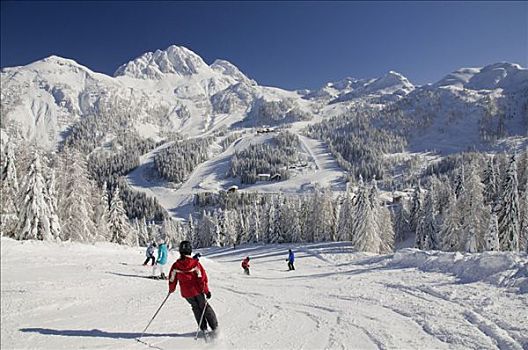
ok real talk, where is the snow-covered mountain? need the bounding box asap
[434,62,528,91]
[1,45,526,155]
[303,70,414,103]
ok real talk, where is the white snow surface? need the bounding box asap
[2,237,527,350]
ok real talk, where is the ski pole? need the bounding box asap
[194,298,209,340]
[138,292,171,340]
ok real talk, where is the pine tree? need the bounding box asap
[369,180,394,253]
[440,191,461,251]
[307,187,335,242]
[482,156,498,206]
[350,182,382,253]
[337,187,354,241]
[247,200,261,243]
[497,155,520,251]
[484,208,500,251]
[377,204,395,254]
[1,141,19,237]
[45,170,62,241]
[460,164,487,252]
[187,214,196,246]
[58,149,96,242]
[16,152,61,241]
[108,185,131,245]
[519,182,528,252]
[454,164,465,199]
[417,186,439,250]
[409,182,424,235]
[392,199,410,243]
[93,183,111,242]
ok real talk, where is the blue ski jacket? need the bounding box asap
[157,243,168,265]
[288,251,295,263]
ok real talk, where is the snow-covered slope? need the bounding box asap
[2,237,527,349]
[434,62,528,91]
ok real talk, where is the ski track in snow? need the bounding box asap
[2,238,527,350]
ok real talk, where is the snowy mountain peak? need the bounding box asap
[367,70,414,93]
[114,45,208,79]
[434,62,528,91]
[210,59,255,85]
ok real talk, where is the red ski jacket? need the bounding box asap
[168,256,210,298]
[241,258,250,269]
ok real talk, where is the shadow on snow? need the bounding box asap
[19,328,194,339]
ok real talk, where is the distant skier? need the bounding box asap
[169,241,218,336]
[286,249,295,270]
[193,253,201,260]
[154,240,168,280]
[241,256,250,275]
[143,242,157,266]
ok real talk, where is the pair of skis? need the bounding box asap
[136,292,214,348]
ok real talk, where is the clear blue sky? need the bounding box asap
[1,1,527,89]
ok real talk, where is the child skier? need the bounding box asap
[154,240,168,280]
[286,249,295,270]
[169,241,218,336]
[143,242,156,266]
[241,256,250,275]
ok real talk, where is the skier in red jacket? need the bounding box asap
[241,256,250,275]
[168,241,218,334]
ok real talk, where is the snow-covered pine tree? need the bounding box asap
[266,196,280,244]
[350,182,382,253]
[58,149,96,242]
[221,209,238,246]
[45,170,62,241]
[482,156,498,206]
[409,182,424,235]
[108,185,131,245]
[286,198,303,243]
[161,218,178,248]
[484,208,500,251]
[16,152,61,241]
[186,214,196,246]
[1,141,19,237]
[196,210,218,247]
[337,186,354,241]
[460,163,487,253]
[247,200,261,243]
[416,185,439,250]
[517,148,527,193]
[93,182,111,242]
[440,191,462,251]
[454,164,465,199]
[238,209,249,244]
[497,155,520,251]
[308,186,335,242]
[519,180,528,252]
[392,198,410,243]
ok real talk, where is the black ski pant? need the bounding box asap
[186,294,218,331]
[288,262,295,270]
[143,256,155,266]
[243,267,250,275]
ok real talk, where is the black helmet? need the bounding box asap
[179,240,192,255]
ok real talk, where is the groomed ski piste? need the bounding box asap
[2,237,527,349]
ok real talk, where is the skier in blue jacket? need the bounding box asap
[286,249,295,271]
[153,240,169,280]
